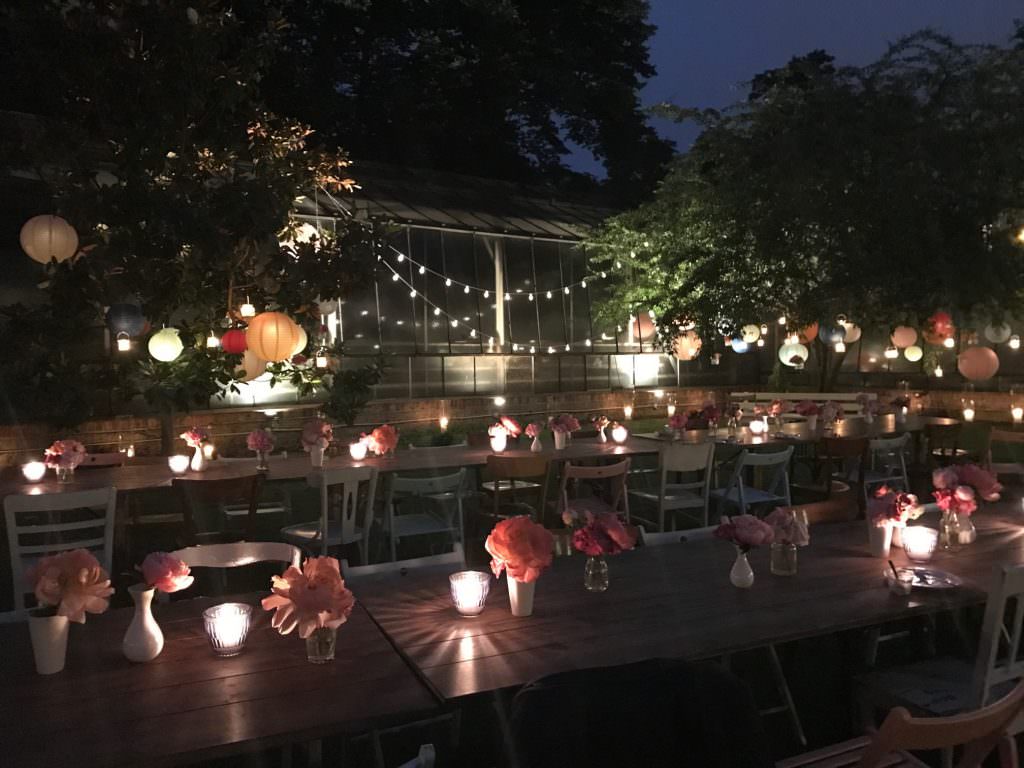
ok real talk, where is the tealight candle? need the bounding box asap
[1013,406,1023,424]
[490,432,508,453]
[202,443,216,460]
[902,527,939,562]
[611,424,629,444]
[126,444,135,458]
[21,461,46,483]
[202,603,253,656]
[666,404,676,417]
[749,419,766,435]
[623,405,633,420]
[168,454,190,474]
[349,440,368,461]
[449,571,490,616]
[439,416,450,431]
[962,407,975,422]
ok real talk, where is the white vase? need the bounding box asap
[530,436,543,452]
[553,431,568,450]
[508,578,536,617]
[806,415,818,431]
[29,611,69,675]
[190,446,206,473]
[729,549,755,588]
[310,444,325,468]
[490,432,507,453]
[123,584,164,662]
[891,523,905,549]
[597,427,607,443]
[868,523,893,558]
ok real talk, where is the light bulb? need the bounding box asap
[934,364,944,378]
[585,338,592,347]
[1012,406,1023,423]
[884,346,899,359]
[564,343,570,351]
[581,280,587,288]
[1011,335,1021,350]
[419,265,426,275]
[564,287,570,295]
[439,416,450,431]
[623,405,633,420]
[464,285,470,294]
[206,332,219,349]
[391,273,400,282]
[396,253,405,262]
[409,289,417,297]
[116,332,131,352]
[493,396,506,407]
[943,336,955,349]
[834,341,846,353]
[445,278,452,287]
[778,315,787,325]
[528,294,534,301]
[546,291,552,299]
[484,290,490,298]
[529,346,536,354]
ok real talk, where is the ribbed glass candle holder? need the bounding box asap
[203,603,253,656]
[449,571,491,616]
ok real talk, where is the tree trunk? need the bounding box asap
[159,406,176,456]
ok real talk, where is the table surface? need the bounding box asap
[353,506,1022,701]
[0,414,952,498]
[0,595,440,768]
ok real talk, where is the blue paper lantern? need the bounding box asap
[730,338,750,354]
[819,322,847,345]
[106,303,146,336]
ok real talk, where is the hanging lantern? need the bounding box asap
[1010,335,1021,350]
[730,338,749,354]
[631,313,656,340]
[840,321,862,344]
[115,332,131,352]
[239,296,257,318]
[672,330,702,361]
[903,345,924,362]
[798,322,818,344]
[819,322,847,345]
[740,324,761,343]
[148,328,184,362]
[106,303,146,336]
[220,328,248,354]
[890,326,918,349]
[20,215,79,264]
[957,346,1000,382]
[237,349,267,382]
[316,297,339,315]
[291,326,308,357]
[245,312,302,362]
[778,342,809,368]
[984,323,1012,344]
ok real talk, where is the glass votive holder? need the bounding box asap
[203,602,253,656]
[449,571,491,616]
[168,454,190,475]
[903,526,939,562]
[611,425,629,444]
[889,569,914,595]
[21,461,46,483]
[489,432,507,453]
[349,440,368,461]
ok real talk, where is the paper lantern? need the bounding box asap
[237,349,268,382]
[245,312,301,362]
[840,322,862,344]
[148,328,184,362]
[903,345,923,362]
[672,331,702,361]
[730,338,749,354]
[779,342,809,368]
[798,322,818,344]
[291,326,308,357]
[316,297,338,315]
[957,346,1000,382]
[984,323,1012,344]
[20,215,79,264]
[740,324,761,343]
[890,326,917,348]
[819,323,846,345]
[220,328,248,354]
[106,303,146,336]
[631,313,656,340]
[923,311,955,345]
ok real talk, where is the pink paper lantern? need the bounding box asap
[957,346,1000,382]
[890,326,918,349]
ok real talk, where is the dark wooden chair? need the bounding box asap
[484,454,550,520]
[173,474,265,544]
[925,423,968,467]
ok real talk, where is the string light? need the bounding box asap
[391,273,400,282]
[419,266,426,275]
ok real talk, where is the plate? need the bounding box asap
[885,567,963,590]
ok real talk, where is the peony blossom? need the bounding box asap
[499,416,522,437]
[179,427,208,448]
[366,424,399,456]
[821,402,843,423]
[30,548,114,623]
[869,486,922,527]
[668,413,688,431]
[571,512,637,556]
[952,464,1002,502]
[301,419,333,452]
[932,467,959,490]
[549,414,581,434]
[714,514,774,551]
[140,552,194,593]
[246,429,274,453]
[44,440,87,469]
[592,415,610,430]
[794,400,820,417]
[765,508,809,546]
[261,556,355,639]
[702,402,721,423]
[933,486,977,517]
[524,422,543,439]
[485,516,555,583]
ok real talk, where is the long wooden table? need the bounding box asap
[0,595,440,768]
[352,507,1023,701]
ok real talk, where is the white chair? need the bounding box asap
[342,544,464,580]
[397,745,436,768]
[710,447,794,515]
[384,470,466,562]
[629,442,714,530]
[281,467,378,563]
[638,524,716,547]
[556,459,631,523]
[169,541,302,570]
[5,487,117,612]
[864,434,911,500]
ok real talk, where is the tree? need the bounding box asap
[587,31,1024,389]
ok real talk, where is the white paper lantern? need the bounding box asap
[20,215,79,264]
[841,322,862,344]
[245,312,302,362]
[316,297,338,315]
[237,349,268,382]
[740,324,761,343]
[903,345,923,362]
[291,326,308,357]
[148,328,184,362]
[779,342,809,368]
[984,323,1012,344]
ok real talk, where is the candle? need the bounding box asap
[21,461,46,483]
[611,424,629,444]
[349,440,368,461]
[902,527,939,562]
[449,571,491,616]
[962,407,975,422]
[666,404,676,417]
[1012,406,1022,423]
[749,419,766,435]
[439,416,450,431]
[653,389,664,399]
[315,353,329,369]
[623,405,633,420]
[126,444,135,458]
[490,432,508,453]
[202,443,216,460]
[202,603,253,656]
[168,454,190,474]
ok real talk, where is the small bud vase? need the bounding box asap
[28,609,69,675]
[122,584,164,662]
[508,578,536,617]
[530,436,543,452]
[730,549,755,588]
[553,431,568,450]
[806,415,818,431]
[306,625,337,663]
[583,555,609,592]
[56,465,74,484]
[190,446,206,473]
[309,445,325,468]
[597,426,607,443]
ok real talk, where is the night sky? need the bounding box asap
[571,0,1022,174]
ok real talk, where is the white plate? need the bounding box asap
[885,567,963,590]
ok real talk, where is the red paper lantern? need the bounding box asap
[923,311,956,346]
[957,346,999,382]
[221,328,247,354]
[798,322,818,344]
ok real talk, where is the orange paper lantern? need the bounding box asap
[245,312,301,362]
[957,346,999,382]
[672,331,702,361]
[798,322,818,344]
[890,326,918,348]
[631,313,656,341]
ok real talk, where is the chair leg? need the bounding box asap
[768,644,807,747]
[998,734,1018,768]
[389,503,397,563]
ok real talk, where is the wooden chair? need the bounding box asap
[925,423,968,467]
[986,429,1024,479]
[629,442,714,530]
[865,434,911,500]
[779,678,1024,768]
[710,446,794,516]
[397,745,436,768]
[794,437,866,514]
[342,543,464,580]
[282,467,378,563]
[484,454,550,520]
[556,459,631,523]
[384,470,466,561]
[169,541,302,570]
[173,474,265,544]
[5,487,117,612]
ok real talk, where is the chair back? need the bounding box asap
[662,441,715,474]
[926,423,963,463]
[486,454,550,518]
[388,469,466,498]
[855,678,1024,768]
[396,745,436,768]
[987,429,1024,474]
[170,541,302,570]
[717,447,793,514]
[79,452,125,469]
[5,487,117,611]
[972,563,1024,708]
[311,466,379,557]
[558,459,631,521]
[342,543,464,580]
[173,474,265,543]
[868,433,910,482]
[821,437,868,510]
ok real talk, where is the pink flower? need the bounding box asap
[794,400,820,416]
[668,413,687,431]
[714,514,774,550]
[592,415,610,430]
[525,422,543,439]
[765,508,810,546]
[246,429,274,453]
[485,516,555,583]
[932,467,958,490]
[301,419,333,452]
[499,416,522,437]
[821,402,843,423]
[366,424,398,456]
[549,414,581,434]
[571,512,637,556]
[869,486,921,526]
[261,556,355,639]
[44,440,87,469]
[179,427,208,448]
[702,402,721,423]
[29,549,114,623]
[954,464,1002,502]
[140,552,194,593]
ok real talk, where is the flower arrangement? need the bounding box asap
[934,464,1002,502]
[768,399,792,418]
[571,511,637,556]
[592,415,610,431]
[485,516,555,583]
[793,400,820,417]
[365,424,399,456]
[765,508,810,546]
[714,514,774,552]
[246,429,274,453]
[43,440,86,469]
[668,413,688,431]
[933,485,978,517]
[499,416,522,437]
[725,404,743,420]
[549,414,581,434]
[868,486,923,527]
[179,427,208,448]
[29,549,114,623]
[261,556,355,639]
[821,401,844,423]
[301,419,333,452]
[892,395,911,410]
[702,402,721,424]
[139,552,194,593]
[524,422,543,439]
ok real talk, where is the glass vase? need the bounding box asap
[56,465,74,484]
[770,542,797,576]
[940,510,962,551]
[956,515,977,545]
[305,625,337,663]
[583,555,609,592]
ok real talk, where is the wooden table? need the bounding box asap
[353,506,1023,701]
[0,595,440,768]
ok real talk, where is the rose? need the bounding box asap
[571,512,637,556]
[794,400,820,416]
[140,552,194,593]
[29,549,114,623]
[499,416,522,437]
[932,467,958,490]
[485,516,555,583]
[44,439,87,469]
[668,413,687,431]
[246,429,274,453]
[954,464,1002,502]
[301,419,332,451]
[765,508,809,546]
[180,428,208,448]
[524,422,542,438]
[714,514,774,550]
[366,424,398,456]
[261,556,355,639]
